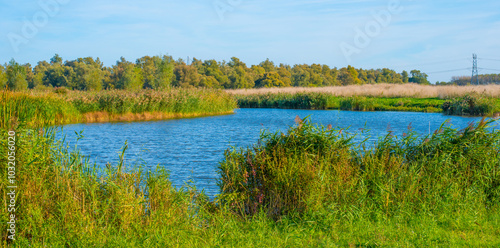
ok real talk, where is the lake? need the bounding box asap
[60,108,496,197]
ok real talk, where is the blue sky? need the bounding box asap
[1,0,499,83]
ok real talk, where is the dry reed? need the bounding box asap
[226,84,500,99]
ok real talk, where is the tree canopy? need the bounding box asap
[4,54,484,91]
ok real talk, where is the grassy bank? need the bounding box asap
[2,95,500,246]
[236,92,444,112]
[0,88,237,127]
[235,90,500,116]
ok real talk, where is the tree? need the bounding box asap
[0,64,7,89]
[277,66,292,87]
[338,65,362,85]
[113,57,144,90]
[255,71,289,88]
[50,54,63,65]
[136,56,156,89]
[32,61,50,89]
[135,55,175,89]
[6,59,28,91]
[173,64,200,87]
[250,65,265,83]
[338,67,354,85]
[199,59,227,87]
[44,62,75,88]
[65,57,104,91]
[409,70,430,85]
[259,58,276,72]
[291,65,311,87]
[228,65,254,88]
[199,75,219,88]
[23,63,35,89]
[401,70,409,83]
[226,57,253,89]
[227,57,246,68]
[151,55,174,90]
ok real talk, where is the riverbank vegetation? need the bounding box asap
[235,93,444,112]
[230,84,500,116]
[226,83,500,98]
[2,105,499,246]
[442,93,500,116]
[0,88,237,126]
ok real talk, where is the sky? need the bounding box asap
[1,0,500,83]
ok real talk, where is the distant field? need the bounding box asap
[226,83,500,98]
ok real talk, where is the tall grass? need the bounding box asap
[236,92,444,112]
[218,117,500,221]
[0,91,80,128]
[0,88,237,126]
[442,93,500,116]
[226,83,500,98]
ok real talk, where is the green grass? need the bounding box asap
[64,89,236,115]
[0,88,237,127]
[236,93,444,113]
[442,93,500,116]
[1,90,500,247]
[236,92,500,115]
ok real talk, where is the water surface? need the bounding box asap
[60,109,495,196]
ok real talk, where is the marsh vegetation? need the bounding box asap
[1,91,499,246]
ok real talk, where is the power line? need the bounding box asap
[399,58,469,68]
[425,68,470,74]
[478,58,500,62]
[478,67,500,72]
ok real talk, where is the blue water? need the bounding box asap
[59,109,496,196]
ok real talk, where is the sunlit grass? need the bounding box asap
[226,83,500,98]
[236,92,444,112]
[0,88,237,127]
[235,91,500,116]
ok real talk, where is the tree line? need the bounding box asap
[0,54,437,91]
[439,75,500,86]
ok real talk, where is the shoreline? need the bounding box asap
[67,110,236,125]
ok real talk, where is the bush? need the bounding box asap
[217,117,355,219]
[442,93,496,116]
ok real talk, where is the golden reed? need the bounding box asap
[226,83,500,98]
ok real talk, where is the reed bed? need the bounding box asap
[236,92,444,113]
[226,83,500,99]
[235,91,500,116]
[0,88,237,126]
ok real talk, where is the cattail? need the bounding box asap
[294,115,302,124]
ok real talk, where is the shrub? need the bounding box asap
[442,93,496,116]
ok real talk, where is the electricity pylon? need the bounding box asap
[471,54,479,85]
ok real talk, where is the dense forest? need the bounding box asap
[1,54,489,91]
